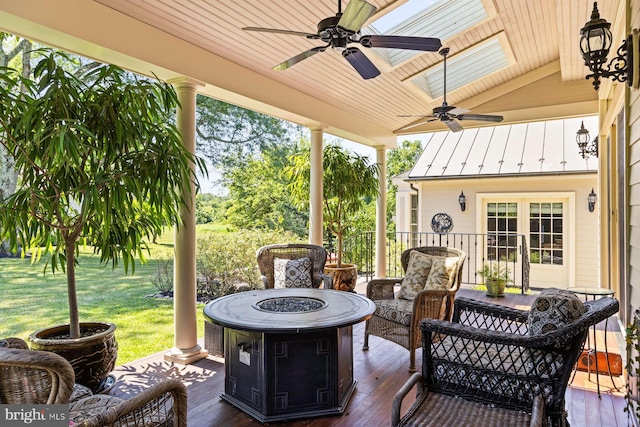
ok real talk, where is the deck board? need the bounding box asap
[107,287,626,427]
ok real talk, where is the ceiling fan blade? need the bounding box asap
[338,0,377,33]
[273,48,323,71]
[360,35,442,51]
[342,47,380,79]
[396,117,437,132]
[448,106,470,115]
[457,114,504,122]
[445,119,464,132]
[242,27,319,38]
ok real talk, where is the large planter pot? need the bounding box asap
[324,263,358,292]
[28,322,118,392]
[485,279,506,298]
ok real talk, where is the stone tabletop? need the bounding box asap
[203,288,376,333]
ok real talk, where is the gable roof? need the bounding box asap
[408,116,598,180]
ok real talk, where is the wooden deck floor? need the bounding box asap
[107,288,627,427]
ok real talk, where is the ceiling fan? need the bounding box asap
[398,47,504,132]
[242,0,442,80]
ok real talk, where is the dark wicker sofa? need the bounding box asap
[392,295,619,427]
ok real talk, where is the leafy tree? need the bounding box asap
[223,144,307,236]
[387,139,423,187]
[195,193,227,224]
[0,51,203,338]
[195,95,303,169]
[288,144,379,267]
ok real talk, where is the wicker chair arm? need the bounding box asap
[366,278,400,300]
[0,337,30,349]
[314,272,332,289]
[391,373,424,427]
[411,289,451,324]
[452,296,529,333]
[422,317,575,349]
[260,275,269,289]
[78,379,187,427]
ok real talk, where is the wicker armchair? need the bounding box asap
[391,296,619,427]
[363,246,466,372]
[0,338,187,427]
[256,243,332,289]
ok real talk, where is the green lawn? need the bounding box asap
[0,239,205,365]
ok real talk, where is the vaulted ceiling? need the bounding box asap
[0,0,620,148]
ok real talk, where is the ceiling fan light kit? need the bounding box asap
[243,0,442,80]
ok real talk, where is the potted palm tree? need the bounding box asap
[0,51,201,391]
[478,262,511,297]
[288,144,378,291]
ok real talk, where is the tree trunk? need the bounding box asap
[66,238,81,338]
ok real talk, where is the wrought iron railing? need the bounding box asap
[343,231,530,293]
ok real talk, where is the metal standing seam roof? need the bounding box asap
[408,116,598,179]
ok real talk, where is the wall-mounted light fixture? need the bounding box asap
[576,121,599,158]
[458,191,466,212]
[588,188,598,212]
[580,2,639,91]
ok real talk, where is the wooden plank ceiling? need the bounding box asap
[0,0,617,145]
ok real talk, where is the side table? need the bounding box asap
[567,286,618,397]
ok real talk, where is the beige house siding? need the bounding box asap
[616,0,639,324]
[630,0,640,320]
[397,174,598,289]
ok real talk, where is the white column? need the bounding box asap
[309,126,324,245]
[375,146,387,278]
[165,78,207,364]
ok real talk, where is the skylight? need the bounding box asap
[411,37,509,99]
[365,0,490,67]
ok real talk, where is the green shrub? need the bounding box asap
[195,229,302,301]
[151,257,174,295]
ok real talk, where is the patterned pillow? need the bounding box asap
[273,257,313,288]
[398,251,434,300]
[527,288,585,336]
[424,255,459,290]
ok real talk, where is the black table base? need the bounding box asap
[221,325,355,422]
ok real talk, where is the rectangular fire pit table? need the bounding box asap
[203,288,375,423]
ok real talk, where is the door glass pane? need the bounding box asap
[486,201,518,262]
[529,202,563,265]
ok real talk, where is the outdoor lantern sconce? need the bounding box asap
[576,121,598,158]
[458,191,466,212]
[588,188,597,213]
[580,2,639,91]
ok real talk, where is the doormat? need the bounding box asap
[575,350,623,376]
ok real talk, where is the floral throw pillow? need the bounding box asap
[398,251,434,300]
[273,257,313,288]
[424,256,459,290]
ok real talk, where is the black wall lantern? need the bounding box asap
[588,188,598,213]
[458,191,466,212]
[576,120,598,158]
[580,2,638,91]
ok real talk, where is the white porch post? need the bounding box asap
[375,146,387,278]
[309,126,324,245]
[165,78,208,364]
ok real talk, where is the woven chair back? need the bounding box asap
[256,243,329,288]
[0,346,75,404]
